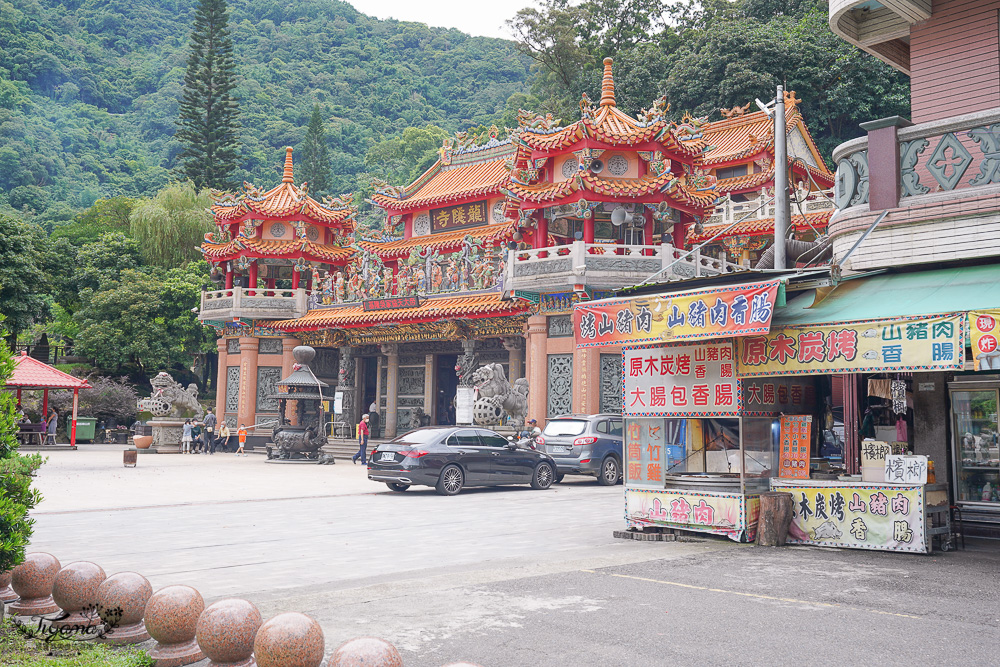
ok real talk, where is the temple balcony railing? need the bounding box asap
[704,190,835,229]
[831,108,1000,271]
[505,241,747,294]
[199,287,308,322]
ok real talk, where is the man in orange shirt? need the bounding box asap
[236,424,248,457]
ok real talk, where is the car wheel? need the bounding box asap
[555,473,565,484]
[386,482,410,492]
[436,464,464,496]
[531,462,554,490]
[598,456,620,486]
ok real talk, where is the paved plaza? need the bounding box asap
[26,446,1000,666]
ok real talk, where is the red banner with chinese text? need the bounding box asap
[624,342,739,417]
[574,280,781,348]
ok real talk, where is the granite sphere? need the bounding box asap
[11,552,61,599]
[9,552,61,615]
[253,612,325,667]
[330,637,404,667]
[52,561,107,617]
[0,570,17,603]
[196,598,262,665]
[145,585,205,645]
[97,572,154,627]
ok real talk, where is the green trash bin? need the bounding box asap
[73,417,97,442]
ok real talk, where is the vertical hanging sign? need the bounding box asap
[778,415,812,478]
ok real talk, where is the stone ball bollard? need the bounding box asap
[9,552,61,616]
[196,598,263,667]
[145,585,206,667]
[329,637,404,667]
[253,612,324,667]
[0,570,18,603]
[96,571,154,645]
[50,561,107,630]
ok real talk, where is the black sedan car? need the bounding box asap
[367,426,557,495]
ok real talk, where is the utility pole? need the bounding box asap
[773,85,789,271]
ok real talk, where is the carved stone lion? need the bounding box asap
[145,372,204,419]
[472,363,529,427]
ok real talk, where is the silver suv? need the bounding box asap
[537,414,623,485]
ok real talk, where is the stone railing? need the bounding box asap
[199,287,308,321]
[830,109,1000,270]
[703,190,834,229]
[506,241,746,293]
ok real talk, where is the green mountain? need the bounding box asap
[0,0,531,215]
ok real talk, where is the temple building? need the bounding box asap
[683,93,835,265]
[199,59,837,440]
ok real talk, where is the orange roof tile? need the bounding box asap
[504,172,715,214]
[269,292,528,330]
[372,158,510,212]
[357,223,515,259]
[211,148,356,227]
[10,353,92,389]
[686,210,833,244]
[201,237,354,263]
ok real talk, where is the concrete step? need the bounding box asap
[324,439,362,461]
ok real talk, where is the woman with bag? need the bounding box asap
[352,413,371,465]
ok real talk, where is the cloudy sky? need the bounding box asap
[349,0,533,39]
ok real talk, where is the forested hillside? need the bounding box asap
[0,0,531,221]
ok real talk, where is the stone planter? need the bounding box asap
[133,435,153,450]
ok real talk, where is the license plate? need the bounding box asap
[552,446,569,453]
[379,452,396,462]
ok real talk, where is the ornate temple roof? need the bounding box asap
[269,292,528,331]
[686,210,834,244]
[209,148,357,227]
[504,171,715,213]
[690,96,834,186]
[357,223,516,260]
[516,58,700,156]
[201,237,354,263]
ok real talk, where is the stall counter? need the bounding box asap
[770,479,948,553]
[625,485,761,542]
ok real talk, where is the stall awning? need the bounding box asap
[774,264,1000,327]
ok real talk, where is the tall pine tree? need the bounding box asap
[299,104,332,194]
[175,0,241,190]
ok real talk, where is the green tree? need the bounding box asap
[174,0,241,190]
[364,125,449,185]
[299,104,332,194]
[0,215,51,346]
[129,182,213,269]
[51,197,137,247]
[0,339,44,574]
[73,262,213,375]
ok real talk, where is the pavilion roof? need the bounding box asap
[516,59,700,157]
[689,97,833,183]
[371,141,515,213]
[210,148,357,227]
[269,292,528,331]
[8,353,92,390]
[357,223,516,260]
[504,171,716,214]
[201,237,354,264]
[686,210,833,244]
[714,159,835,195]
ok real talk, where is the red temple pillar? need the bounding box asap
[266,277,275,296]
[291,269,300,290]
[42,389,49,421]
[225,265,234,293]
[248,261,258,296]
[643,209,655,255]
[535,212,548,258]
[583,217,595,244]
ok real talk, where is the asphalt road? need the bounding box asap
[25,446,1000,666]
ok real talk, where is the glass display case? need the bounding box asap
[951,388,1000,504]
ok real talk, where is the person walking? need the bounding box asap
[181,419,193,454]
[236,424,248,456]
[46,409,59,445]
[203,409,217,453]
[215,422,231,454]
[353,413,371,465]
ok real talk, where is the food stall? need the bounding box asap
[575,279,784,542]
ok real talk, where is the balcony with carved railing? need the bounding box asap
[199,287,309,322]
[831,109,1000,271]
[505,241,747,294]
[702,189,835,228]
